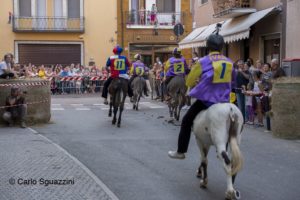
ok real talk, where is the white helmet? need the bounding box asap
[134,54,142,60]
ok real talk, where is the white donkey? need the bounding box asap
[193,103,244,200]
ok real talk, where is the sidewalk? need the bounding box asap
[0,127,119,200]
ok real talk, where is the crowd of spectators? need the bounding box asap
[234,58,286,131]
[0,53,108,94]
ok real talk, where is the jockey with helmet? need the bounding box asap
[129,54,149,98]
[101,45,133,104]
[164,48,189,100]
[168,24,236,159]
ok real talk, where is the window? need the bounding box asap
[157,0,175,12]
[68,0,80,18]
[198,0,208,5]
[19,0,31,17]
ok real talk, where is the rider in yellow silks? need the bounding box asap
[163,48,189,101]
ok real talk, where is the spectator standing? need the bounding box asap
[38,65,47,79]
[261,63,272,131]
[59,67,71,94]
[153,57,163,99]
[150,4,157,25]
[271,58,286,79]
[256,60,263,71]
[235,59,250,121]
[139,6,145,25]
[244,83,255,125]
[252,71,264,127]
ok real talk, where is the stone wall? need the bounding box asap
[271,78,300,139]
[0,79,51,126]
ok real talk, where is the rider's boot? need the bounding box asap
[168,151,185,159]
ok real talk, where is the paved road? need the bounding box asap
[26,96,300,199]
[0,128,117,200]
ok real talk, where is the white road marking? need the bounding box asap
[51,101,166,111]
[75,108,91,111]
[71,104,84,106]
[26,128,119,200]
[93,103,105,106]
[51,104,61,106]
[51,108,65,111]
[149,106,165,109]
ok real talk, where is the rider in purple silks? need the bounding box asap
[129,54,149,98]
[168,27,236,159]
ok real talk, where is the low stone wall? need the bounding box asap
[0,79,51,126]
[271,77,300,139]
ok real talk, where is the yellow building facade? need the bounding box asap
[117,0,193,66]
[0,0,117,67]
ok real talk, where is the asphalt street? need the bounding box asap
[30,95,300,200]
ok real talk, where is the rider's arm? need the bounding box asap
[184,59,190,75]
[105,58,111,72]
[164,60,171,74]
[130,64,134,75]
[186,62,202,88]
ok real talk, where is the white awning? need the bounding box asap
[178,26,207,49]
[190,21,225,48]
[220,6,280,43]
[179,6,281,49]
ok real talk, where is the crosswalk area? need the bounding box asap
[51,102,167,111]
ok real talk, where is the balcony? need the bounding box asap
[13,16,84,33]
[126,11,184,29]
[212,0,256,18]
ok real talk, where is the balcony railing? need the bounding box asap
[212,0,256,18]
[126,11,184,29]
[13,16,84,32]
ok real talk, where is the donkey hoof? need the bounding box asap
[108,113,112,117]
[117,123,121,128]
[225,190,241,200]
[112,120,116,125]
[200,179,208,188]
[133,105,136,110]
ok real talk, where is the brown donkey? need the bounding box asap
[108,78,128,127]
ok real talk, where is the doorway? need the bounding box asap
[264,38,281,64]
[142,55,152,68]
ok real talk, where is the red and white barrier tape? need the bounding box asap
[0,81,50,87]
[0,99,49,109]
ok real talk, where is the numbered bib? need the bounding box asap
[114,59,126,71]
[212,61,233,83]
[174,62,185,74]
[135,66,145,75]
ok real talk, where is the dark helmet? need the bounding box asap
[206,33,224,52]
[172,48,181,56]
[113,45,123,55]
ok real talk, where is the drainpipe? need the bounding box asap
[120,0,124,47]
[281,0,287,60]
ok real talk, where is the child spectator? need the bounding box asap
[252,71,264,127]
[244,83,255,125]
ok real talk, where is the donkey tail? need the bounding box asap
[229,107,243,175]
